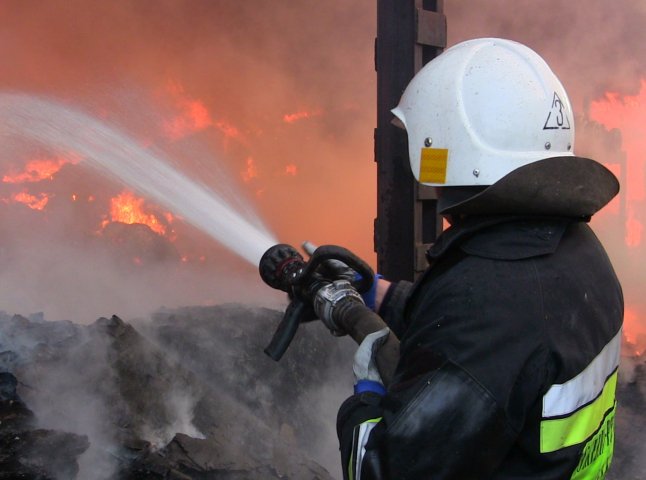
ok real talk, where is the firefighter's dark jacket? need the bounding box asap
[337,215,623,480]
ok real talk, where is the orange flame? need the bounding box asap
[163,81,214,140]
[105,191,169,236]
[625,210,643,248]
[241,157,258,183]
[3,155,78,184]
[283,109,322,124]
[590,80,646,247]
[164,99,213,140]
[214,120,241,139]
[10,191,50,210]
[624,307,646,356]
[162,80,241,142]
[590,81,646,354]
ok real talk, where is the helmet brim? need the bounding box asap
[439,156,620,218]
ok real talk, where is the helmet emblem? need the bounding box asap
[543,92,571,130]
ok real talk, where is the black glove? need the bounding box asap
[302,241,385,309]
[302,241,356,282]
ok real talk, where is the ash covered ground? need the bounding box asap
[0,305,644,479]
[0,305,355,479]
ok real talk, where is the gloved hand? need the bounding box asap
[302,241,355,282]
[353,327,390,396]
[302,241,382,311]
[313,279,365,336]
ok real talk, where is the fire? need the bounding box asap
[214,120,241,140]
[589,80,646,247]
[104,191,170,236]
[589,81,646,355]
[71,193,96,203]
[623,308,646,356]
[241,157,258,183]
[179,254,206,264]
[162,80,240,142]
[625,211,643,248]
[285,164,297,176]
[3,155,78,184]
[283,109,322,124]
[162,81,214,140]
[9,191,50,210]
[164,98,213,140]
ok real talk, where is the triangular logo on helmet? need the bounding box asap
[543,92,571,130]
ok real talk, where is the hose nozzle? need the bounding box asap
[259,244,305,292]
[258,242,375,361]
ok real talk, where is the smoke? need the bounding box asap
[0,1,644,478]
[0,1,642,322]
[2,314,119,479]
[0,0,377,324]
[148,394,205,447]
[131,305,355,479]
[446,0,646,105]
[0,0,377,261]
[0,205,281,323]
[446,0,646,353]
[0,89,284,323]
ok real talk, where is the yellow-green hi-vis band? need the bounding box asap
[419,148,448,184]
[540,371,618,454]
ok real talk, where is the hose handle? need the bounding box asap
[264,299,316,361]
[261,243,375,361]
[301,245,374,293]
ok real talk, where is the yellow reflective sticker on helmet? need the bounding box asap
[419,148,448,184]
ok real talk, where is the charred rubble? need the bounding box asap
[0,306,353,479]
[0,372,89,479]
[0,306,644,479]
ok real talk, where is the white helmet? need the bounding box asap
[392,38,618,217]
[392,38,574,187]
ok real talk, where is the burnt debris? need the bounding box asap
[0,307,643,479]
[0,371,89,479]
[0,307,351,479]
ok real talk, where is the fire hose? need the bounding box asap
[258,243,399,386]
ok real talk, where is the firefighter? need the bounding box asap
[313,38,624,479]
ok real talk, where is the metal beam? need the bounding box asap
[374,0,446,281]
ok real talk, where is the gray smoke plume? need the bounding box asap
[0,1,644,478]
[0,307,353,479]
[446,0,646,103]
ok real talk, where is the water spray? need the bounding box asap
[0,93,276,266]
[0,93,397,377]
